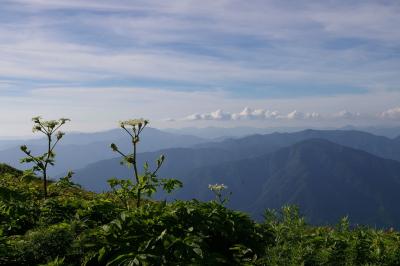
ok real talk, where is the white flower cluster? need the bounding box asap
[208,183,228,192]
[119,119,149,128]
[31,117,70,133]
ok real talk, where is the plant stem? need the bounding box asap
[133,138,141,207]
[43,133,51,199]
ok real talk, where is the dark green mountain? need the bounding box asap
[178,139,400,227]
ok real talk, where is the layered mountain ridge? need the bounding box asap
[71,129,400,227]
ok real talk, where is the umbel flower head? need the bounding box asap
[208,183,228,192]
[31,116,71,133]
[43,120,59,129]
[119,119,149,128]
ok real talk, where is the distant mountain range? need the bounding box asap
[195,129,400,161]
[72,129,400,227]
[0,128,205,176]
[164,125,400,139]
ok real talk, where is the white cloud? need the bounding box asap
[1,0,400,91]
[181,104,400,123]
[380,107,400,120]
[2,86,400,137]
[185,108,321,122]
[332,110,362,119]
[287,110,303,120]
[185,109,231,121]
[231,107,281,120]
[1,1,400,136]
[286,110,321,120]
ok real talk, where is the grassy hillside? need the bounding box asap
[1,164,400,265]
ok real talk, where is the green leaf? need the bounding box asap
[98,247,106,261]
[193,247,203,258]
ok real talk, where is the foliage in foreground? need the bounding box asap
[1,166,400,266]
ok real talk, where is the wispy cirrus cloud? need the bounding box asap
[1,1,400,136]
[1,0,399,92]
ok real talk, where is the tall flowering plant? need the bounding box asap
[109,119,182,208]
[20,116,70,198]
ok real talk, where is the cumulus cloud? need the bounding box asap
[182,106,400,122]
[182,106,400,123]
[185,109,232,121]
[332,110,362,119]
[380,107,400,120]
[184,108,322,121]
[231,107,280,120]
[286,110,321,120]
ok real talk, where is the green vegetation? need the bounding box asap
[1,168,400,265]
[1,118,400,265]
[20,116,70,198]
[109,118,182,209]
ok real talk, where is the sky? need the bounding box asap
[1,0,400,137]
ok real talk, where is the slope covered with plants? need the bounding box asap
[1,165,400,265]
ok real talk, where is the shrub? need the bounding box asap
[8,223,75,265]
[81,200,263,265]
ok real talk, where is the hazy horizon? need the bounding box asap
[2,123,400,141]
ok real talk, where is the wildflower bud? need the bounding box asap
[127,156,135,164]
[32,125,41,132]
[110,143,118,152]
[56,131,65,140]
[32,116,41,123]
[20,145,27,152]
[157,156,164,167]
[59,118,70,125]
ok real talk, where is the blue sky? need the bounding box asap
[1,0,400,136]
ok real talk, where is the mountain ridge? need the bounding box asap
[178,138,400,226]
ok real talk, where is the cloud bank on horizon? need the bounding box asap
[1,0,400,136]
[183,107,400,122]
